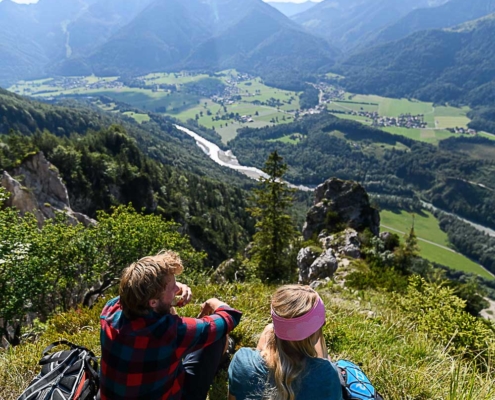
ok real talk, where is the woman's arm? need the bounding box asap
[228,394,236,400]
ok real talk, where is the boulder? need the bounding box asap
[299,247,338,284]
[1,152,95,226]
[297,246,321,283]
[303,178,380,240]
[211,258,245,284]
[320,228,362,259]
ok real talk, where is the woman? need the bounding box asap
[228,285,343,400]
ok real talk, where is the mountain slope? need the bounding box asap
[291,0,444,50]
[185,1,336,80]
[58,0,336,83]
[339,14,495,107]
[266,1,317,17]
[65,0,155,57]
[373,0,495,47]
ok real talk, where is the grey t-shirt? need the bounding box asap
[228,348,344,400]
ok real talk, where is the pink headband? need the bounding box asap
[271,297,326,341]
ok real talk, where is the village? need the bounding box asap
[20,76,124,95]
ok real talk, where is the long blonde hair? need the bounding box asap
[262,285,323,400]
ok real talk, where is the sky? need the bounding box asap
[3,0,325,3]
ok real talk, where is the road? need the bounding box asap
[381,224,495,278]
[381,224,459,253]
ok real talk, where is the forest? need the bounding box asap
[228,112,495,231]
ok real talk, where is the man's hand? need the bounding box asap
[175,282,192,307]
[197,298,227,318]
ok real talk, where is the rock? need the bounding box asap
[1,152,95,226]
[300,248,338,284]
[303,178,380,240]
[211,258,244,284]
[320,228,361,259]
[243,242,254,260]
[297,247,321,283]
[2,171,43,224]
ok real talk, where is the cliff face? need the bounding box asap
[303,178,380,240]
[1,152,94,226]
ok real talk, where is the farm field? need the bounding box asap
[10,71,300,144]
[327,92,475,145]
[380,209,493,279]
[382,127,455,144]
[122,111,150,124]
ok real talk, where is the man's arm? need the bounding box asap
[178,298,242,354]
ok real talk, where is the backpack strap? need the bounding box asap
[42,340,95,357]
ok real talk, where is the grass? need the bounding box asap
[380,209,493,279]
[141,72,210,86]
[382,127,457,144]
[122,111,150,124]
[268,133,305,145]
[2,280,495,400]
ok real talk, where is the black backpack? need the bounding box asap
[336,360,384,400]
[17,340,99,400]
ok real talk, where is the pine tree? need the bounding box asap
[247,151,297,282]
[394,215,419,274]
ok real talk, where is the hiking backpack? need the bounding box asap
[336,360,384,400]
[17,340,99,400]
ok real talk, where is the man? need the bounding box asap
[99,250,242,399]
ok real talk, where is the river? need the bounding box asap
[175,125,312,192]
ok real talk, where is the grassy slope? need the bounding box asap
[380,209,493,279]
[2,281,494,400]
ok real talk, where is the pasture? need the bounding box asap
[380,209,493,279]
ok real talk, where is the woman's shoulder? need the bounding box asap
[300,358,343,399]
[307,358,341,378]
[230,347,268,374]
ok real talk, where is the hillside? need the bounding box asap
[228,112,495,234]
[0,0,336,87]
[291,0,443,51]
[266,1,317,17]
[74,0,336,85]
[339,14,495,108]
[0,88,256,265]
[371,0,495,47]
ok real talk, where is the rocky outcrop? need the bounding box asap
[210,258,245,284]
[298,247,338,284]
[320,228,361,259]
[1,152,94,226]
[303,178,380,240]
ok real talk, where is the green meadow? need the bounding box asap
[380,209,493,279]
[327,93,472,145]
[9,71,301,145]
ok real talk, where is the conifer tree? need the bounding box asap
[247,151,297,282]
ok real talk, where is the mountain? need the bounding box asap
[372,0,495,47]
[60,0,337,85]
[266,1,317,17]
[63,0,154,58]
[291,0,448,51]
[338,14,495,107]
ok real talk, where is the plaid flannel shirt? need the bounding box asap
[99,297,242,400]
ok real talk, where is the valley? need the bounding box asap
[10,70,489,147]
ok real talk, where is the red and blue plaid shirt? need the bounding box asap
[99,297,242,400]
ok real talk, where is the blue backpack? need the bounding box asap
[336,360,384,400]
